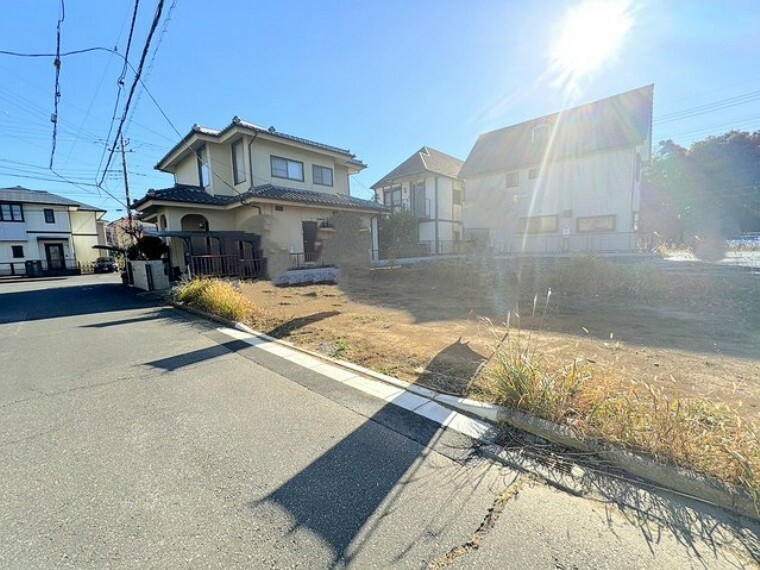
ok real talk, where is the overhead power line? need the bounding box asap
[97,0,141,178]
[126,0,178,132]
[98,0,164,187]
[654,89,760,126]
[49,0,65,168]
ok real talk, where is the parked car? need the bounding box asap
[93,257,119,273]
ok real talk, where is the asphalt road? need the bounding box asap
[0,275,757,569]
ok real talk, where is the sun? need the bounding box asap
[551,0,634,84]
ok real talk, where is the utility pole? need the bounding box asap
[119,135,135,243]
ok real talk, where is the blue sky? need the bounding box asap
[1,0,759,220]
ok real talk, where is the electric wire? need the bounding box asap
[98,0,164,188]
[49,0,65,168]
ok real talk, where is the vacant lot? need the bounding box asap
[240,259,760,424]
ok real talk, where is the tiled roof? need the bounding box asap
[371,147,463,189]
[242,184,385,211]
[157,117,367,170]
[132,185,232,208]
[0,186,106,212]
[460,85,654,178]
[133,184,386,212]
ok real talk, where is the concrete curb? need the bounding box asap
[170,300,758,521]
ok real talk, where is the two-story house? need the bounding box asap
[0,186,106,276]
[460,85,654,254]
[371,147,464,256]
[132,117,385,278]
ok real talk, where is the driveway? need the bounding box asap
[0,275,757,568]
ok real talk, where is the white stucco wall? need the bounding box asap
[174,155,200,187]
[463,147,638,252]
[250,138,350,195]
[69,210,101,264]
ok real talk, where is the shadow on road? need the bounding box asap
[249,400,446,566]
[145,340,251,371]
[0,283,158,325]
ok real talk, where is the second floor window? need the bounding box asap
[383,186,402,210]
[271,156,304,182]
[312,165,333,186]
[197,145,210,188]
[0,203,23,222]
[44,208,55,223]
[231,140,246,184]
[506,172,519,188]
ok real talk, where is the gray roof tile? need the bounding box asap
[460,85,654,178]
[0,186,105,212]
[371,147,463,189]
[133,184,385,212]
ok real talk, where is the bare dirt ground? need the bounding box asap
[240,261,760,424]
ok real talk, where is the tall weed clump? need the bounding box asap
[477,309,759,510]
[175,278,260,323]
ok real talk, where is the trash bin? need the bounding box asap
[24,260,43,277]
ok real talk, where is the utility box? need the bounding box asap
[129,260,170,291]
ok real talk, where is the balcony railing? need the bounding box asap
[461,231,653,255]
[386,198,432,220]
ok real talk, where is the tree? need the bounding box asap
[642,131,760,247]
[377,210,421,259]
[126,235,169,261]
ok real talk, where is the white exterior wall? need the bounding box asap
[374,173,463,254]
[174,155,199,186]
[463,147,638,253]
[208,143,234,196]
[70,210,101,264]
[250,139,350,195]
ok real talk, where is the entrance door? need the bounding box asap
[302,221,318,263]
[45,243,65,270]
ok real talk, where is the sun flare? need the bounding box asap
[552,0,634,84]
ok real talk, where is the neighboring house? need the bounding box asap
[106,216,158,251]
[371,147,464,256]
[460,85,654,254]
[132,117,385,278]
[0,186,106,276]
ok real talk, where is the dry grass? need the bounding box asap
[174,278,262,323]
[477,325,760,510]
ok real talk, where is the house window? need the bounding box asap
[11,245,24,258]
[528,168,539,180]
[312,165,333,186]
[518,215,558,234]
[532,123,549,144]
[271,156,304,181]
[231,139,246,184]
[577,215,616,233]
[506,172,519,188]
[0,203,24,222]
[197,145,210,188]
[382,185,402,211]
[44,208,55,223]
[453,188,463,205]
[275,205,284,212]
